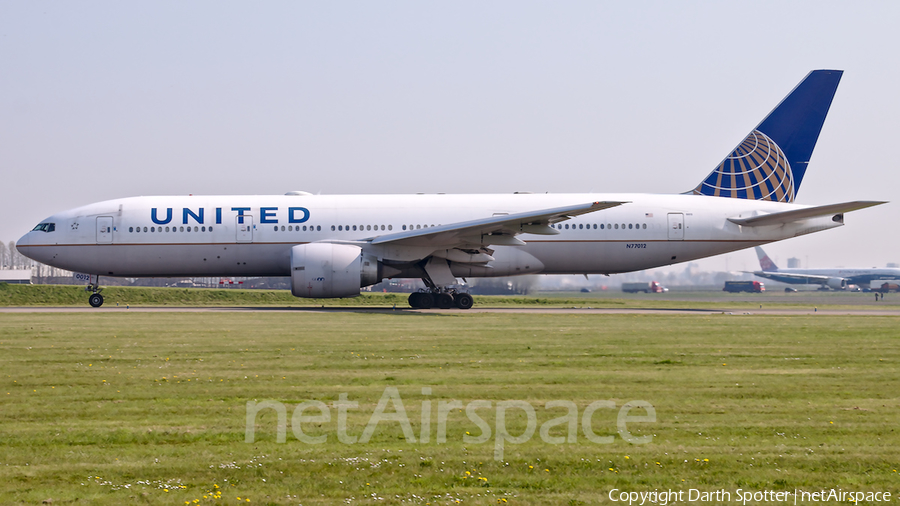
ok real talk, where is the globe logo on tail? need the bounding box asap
[692,130,795,203]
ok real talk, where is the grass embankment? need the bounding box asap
[0,312,898,504]
[0,282,892,310]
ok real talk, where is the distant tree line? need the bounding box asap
[0,241,30,270]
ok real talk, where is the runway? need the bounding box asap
[2,305,899,316]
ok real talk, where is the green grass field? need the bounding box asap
[1,310,899,504]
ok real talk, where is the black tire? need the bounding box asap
[436,293,454,309]
[454,292,474,310]
[408,292,421,308]
[89,293,104,308]
[417,293,434,309]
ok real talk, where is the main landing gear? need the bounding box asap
[408,289,474,310]
[86,275,104,308]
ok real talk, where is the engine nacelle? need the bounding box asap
[826,277,847,290]
[291,243,380,298]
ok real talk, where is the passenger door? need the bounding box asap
[97,216,113,244]
[667,213,684,240]
[236,215,254,243]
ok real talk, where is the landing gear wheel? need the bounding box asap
[89,293,104,308]
[454,293,474,310]
[409,292,422,309]
[417,293,435,309]
[436,293,454,309]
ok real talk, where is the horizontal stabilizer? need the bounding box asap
[728,201,885,227]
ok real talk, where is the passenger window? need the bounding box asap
[402,225,407,231]
[209,226,213,232]
[614,224,619,229]
[129,227,134,232]
[274,226,278,232]
[281,226,285,232]
[388,225,392,230]
[316,225,321,231]
[331,225,336,231]
[381,225,385,231]
[180,226,184,232]
[642,224,647,229]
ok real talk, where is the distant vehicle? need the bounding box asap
[622,281,666,293]
[784,287,797,293]
[724,281,765,293]
[878,283,900,293]
[751,247,900,290]
[580,287,592,293]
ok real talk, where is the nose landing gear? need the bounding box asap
[88,292,104,308]
[86,275,104,307]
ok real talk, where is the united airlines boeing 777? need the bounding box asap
[16,70,885,308]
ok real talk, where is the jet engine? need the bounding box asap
[290,243,380,298]
[825,277,847,290]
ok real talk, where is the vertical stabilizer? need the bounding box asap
[691,70,843,202]
[755,247,779,271]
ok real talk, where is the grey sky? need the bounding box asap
[2,1,897,273]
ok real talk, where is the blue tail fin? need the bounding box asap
[690,70,843,202]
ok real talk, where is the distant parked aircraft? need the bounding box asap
[752,247,900,290]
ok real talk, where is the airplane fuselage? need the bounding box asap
[17,192,844,280]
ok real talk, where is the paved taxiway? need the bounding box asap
[2,306,898,316]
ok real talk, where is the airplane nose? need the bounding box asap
[16,232,30,249]
[15,232,36,262]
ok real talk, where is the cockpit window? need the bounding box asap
[32,223,56,232]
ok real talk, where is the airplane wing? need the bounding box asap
[727,201,885,227]
[368,201,628,248]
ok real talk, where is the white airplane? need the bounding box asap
[752,247,900,290]
[17,70,885,309]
